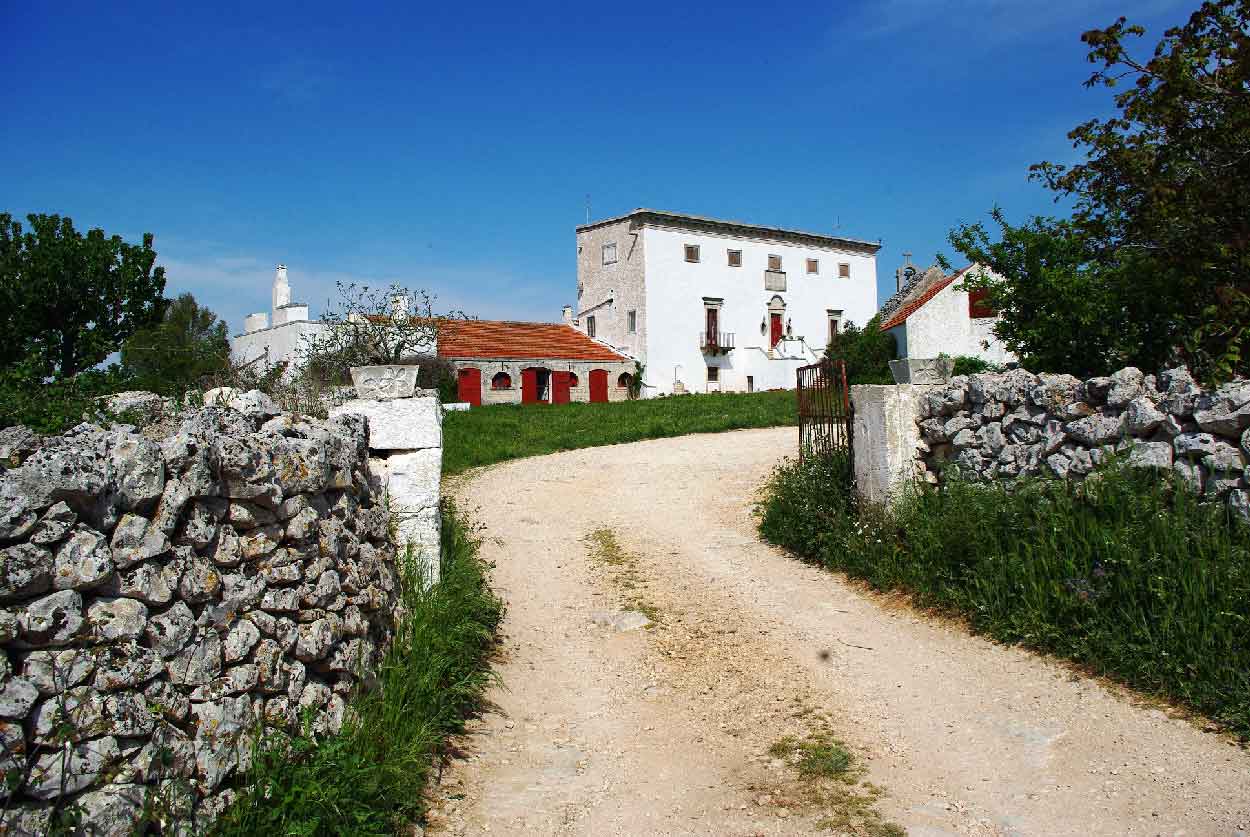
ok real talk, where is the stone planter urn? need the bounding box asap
[350,365,419,400]
[888,357,955,385]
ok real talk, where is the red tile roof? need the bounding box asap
[437,319,629,362]
[878,266,971,331]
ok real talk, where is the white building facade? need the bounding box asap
[878,263,1016,366]
[573,209,880,396]
[231,265,330,371]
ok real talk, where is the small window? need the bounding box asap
[746,375,754,393]
[684,244,700,263]
[838,262,851,279]
[707,366,719,382]
[968,288,996,318]
[617,372,632,388]
[491,372,512,390]
[627,310,637,333]
[727,249,742,267]
[602,243,617,265]
[829,317,840,343]
[586,315,596,338]
[806,259,819,274]
[768,254,782,271]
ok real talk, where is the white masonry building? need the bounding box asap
[231,265,329,370]
[572,209,880,396]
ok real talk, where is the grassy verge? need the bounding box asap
[442,390,796,475]
[212,500,504,836]
[757,451,1250,738]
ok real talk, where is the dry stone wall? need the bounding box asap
[0,392,399,834]
[914,366,1250,515]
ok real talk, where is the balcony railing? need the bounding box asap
[700,331,735,354]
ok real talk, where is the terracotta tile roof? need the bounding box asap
[878,266,972,332]
[437,319,630,362]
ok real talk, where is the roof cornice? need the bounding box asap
[576,208,881,254]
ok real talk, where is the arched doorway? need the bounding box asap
[457,368,481,407]
[767,295,786,348]
[588,369,608,403]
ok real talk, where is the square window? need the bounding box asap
[627,310,636,333]
[685,244,700,263]
[587,315,596,338]
[707,366,719,382]
[727,249,742,267]
[806,258,819,274]
[838,262,851,278]
[602,243,617,265]
[768,254,782,271]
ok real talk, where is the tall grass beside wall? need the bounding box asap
[757,455,1250,737]
[212,500,503,836]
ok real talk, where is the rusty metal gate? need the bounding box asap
[796,359,852,461]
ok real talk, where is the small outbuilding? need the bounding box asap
[438,319,636,407]
[878,261,1016,366]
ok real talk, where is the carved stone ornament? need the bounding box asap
[349,365,419,401]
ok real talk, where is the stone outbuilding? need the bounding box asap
[439,320,636,407]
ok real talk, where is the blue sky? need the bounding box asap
[3,0,1191,333]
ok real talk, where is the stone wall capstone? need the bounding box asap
[912,366,1250,515]
[0,393,400,834]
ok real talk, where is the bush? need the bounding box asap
[825,316,896,385]
[758,458,1250,737]
[0,359,132,434]
[948,355,1004,377]
[212,500,503,836]
[414,356,458,403]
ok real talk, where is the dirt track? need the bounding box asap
[430,428,1250,836]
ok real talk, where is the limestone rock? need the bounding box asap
[0,476,38,542]
[223,619,260,663]
[70,783,147,836]
[109,513,170,569]
[1064,414,1124,446]
[0,676,38,719]
[146,601,196,658]
[0,425,40,467]
[110,434,165,513]
[53,525,114,591]
[1127,441,1173,470]
[23,649,95,695]
[28,501,77,546]
[0,542,53,602]
[329,396,442,451]
[20,589,84,647]
[165,628,222,686]
[191,695,254,790]
[27,736,120,799]
[92,642,163,691]
[87,597,149,641]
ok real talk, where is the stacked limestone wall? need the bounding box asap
[0,392,399,833]
[912,366,1250,515]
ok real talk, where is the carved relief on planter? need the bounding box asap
[349,365,418,400]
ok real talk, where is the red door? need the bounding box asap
[705,308,718,348]
[770,312,783,347]
[457,368,481,407]
[552,371,572,405]
[588,369,608,403]
[521,368,538,404]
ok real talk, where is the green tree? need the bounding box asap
[825,315,897,385]
[951,0,1250,382]
[121,293,230,394]
[0,213,166,377]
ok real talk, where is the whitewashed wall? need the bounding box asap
[898,280,1015,366]
[641,226,877,395]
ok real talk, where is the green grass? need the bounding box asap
[210,499,504,837]
[757,452,1250,738]
[442,390,797,475]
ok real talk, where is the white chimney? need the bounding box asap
[244,312,269,333]
[562,305,573,324]
[272,264,291,312]
[390,294,409,320]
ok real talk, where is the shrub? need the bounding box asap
[0,358,131,433]
[212,500,503,836]
[758,458,1250,737]
[948,355,1004,377]
[825,316,896,385]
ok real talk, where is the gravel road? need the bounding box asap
[430,427,1250,836]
